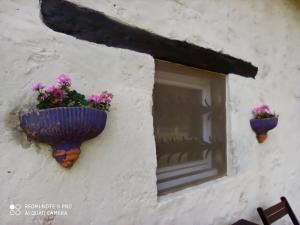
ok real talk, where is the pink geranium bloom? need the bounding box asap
[99,91,113,103]
[252,104,276,119]
[252,104,271,114]
[88,91,113,105]
[88,95,101,104]
[47,85,67,102]
[47,85,59,93]
[56,74,72,87]
[260,104,271,113]
[32,82,45,91]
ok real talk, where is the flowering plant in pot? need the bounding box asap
[20,74,113,168]
[250,104,278,143]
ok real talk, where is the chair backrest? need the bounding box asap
[257,196,299,225]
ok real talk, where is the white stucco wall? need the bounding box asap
[1,1,300,224]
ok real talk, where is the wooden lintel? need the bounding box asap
[40,0,258,78]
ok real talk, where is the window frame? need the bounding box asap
[153,60,228,195]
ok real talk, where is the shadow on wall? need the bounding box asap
[4,102,44,152]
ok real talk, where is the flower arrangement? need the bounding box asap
[32,74,113,111]
[20,74,112,168]
[251,104,277,119]
[250,104,278,143]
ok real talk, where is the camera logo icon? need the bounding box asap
[9,204,22,216]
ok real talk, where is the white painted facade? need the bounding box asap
[1,1,300,224]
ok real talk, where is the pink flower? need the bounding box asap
[56,74,71,87]
[252,107,260,114]
[47,85,59,93]
[88,91,113,105]
[47,85,67,102]
[252,104,271,115]
[99,91,113,104]
[32,82,45,91]
[88,95,101,104]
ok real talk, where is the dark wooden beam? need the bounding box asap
[40,0,258,78]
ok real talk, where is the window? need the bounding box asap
[153,60,227,195]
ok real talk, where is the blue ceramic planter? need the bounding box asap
[20,107,107,168]
[250,117,278,143]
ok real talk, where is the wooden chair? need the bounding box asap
[257,196,299,225]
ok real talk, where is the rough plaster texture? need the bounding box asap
[1,0,300,225]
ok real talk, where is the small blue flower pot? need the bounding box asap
[250,117,278,143]
[20,107,107,168]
